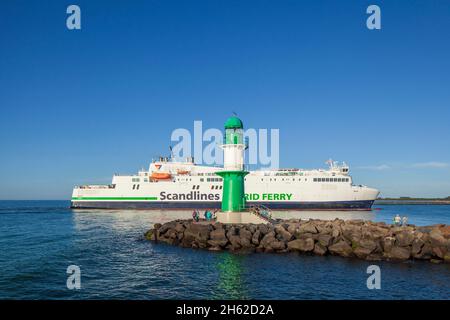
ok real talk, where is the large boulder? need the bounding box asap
[274,225,293,242]
[158,221,176,235]
[414,243,433,260]
[432,246,447,259]
[359,239,378,251]
[411,238,425,257]
[287,238,315,252]
[270,240,286,251]
[252,230,262,245]
[186,223,211,238]
[352,239,377,259]
[258,224,271,235]
[166,228,178,239]
[295,232,315,240]
[298,222,318,234]
[144,229,155,241]
[313,242,327,255]
[353,247,373,259]
[239,228,254,248]
[182,223,211,247]
[429,227,449,259]
[382,236,396,253]
[317,234,333,247]
[315,222,331,235]
[209,228,228,247]
[174,222,185,233]
[429,227,448,246]
[226,228,242,250]
[385,246,411,260]
[363,225,389,239]
[331,227,340,239]
[328,240,353,257]
[286,223,299,235]
[341,224,362,242]
[260,231,276,249]
[153,223,162,230]
[395,231,415,247]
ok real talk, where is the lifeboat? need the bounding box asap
[151,172,172,180]
[177,169,190,175]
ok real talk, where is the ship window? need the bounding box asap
[132,184,135,190]
[192,185,196,190]
[326,178,329,182]
[136,184,140,190]
[313,178,317,182]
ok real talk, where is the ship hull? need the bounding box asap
[70,200,375,210]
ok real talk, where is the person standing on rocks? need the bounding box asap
[402,216,408,226]
[192,210,199,222]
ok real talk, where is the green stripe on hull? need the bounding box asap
[72,197,158,201]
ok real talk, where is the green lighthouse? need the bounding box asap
[216,116,249,214]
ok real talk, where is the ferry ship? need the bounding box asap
[71,158,379,210]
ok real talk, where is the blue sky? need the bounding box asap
[1,0,450,199]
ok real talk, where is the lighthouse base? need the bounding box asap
[216,210,270,224]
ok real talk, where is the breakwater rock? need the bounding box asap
[145,219,450,263]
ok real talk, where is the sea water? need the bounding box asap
[0,201,449,299]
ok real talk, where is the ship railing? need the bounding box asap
[246,204,275,223]
[77,184,116,189]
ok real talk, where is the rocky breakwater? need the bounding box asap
[145,219,450,263]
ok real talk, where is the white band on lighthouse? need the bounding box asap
[222,144,245,171]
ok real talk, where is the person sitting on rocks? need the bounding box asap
[393,214,401,225]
